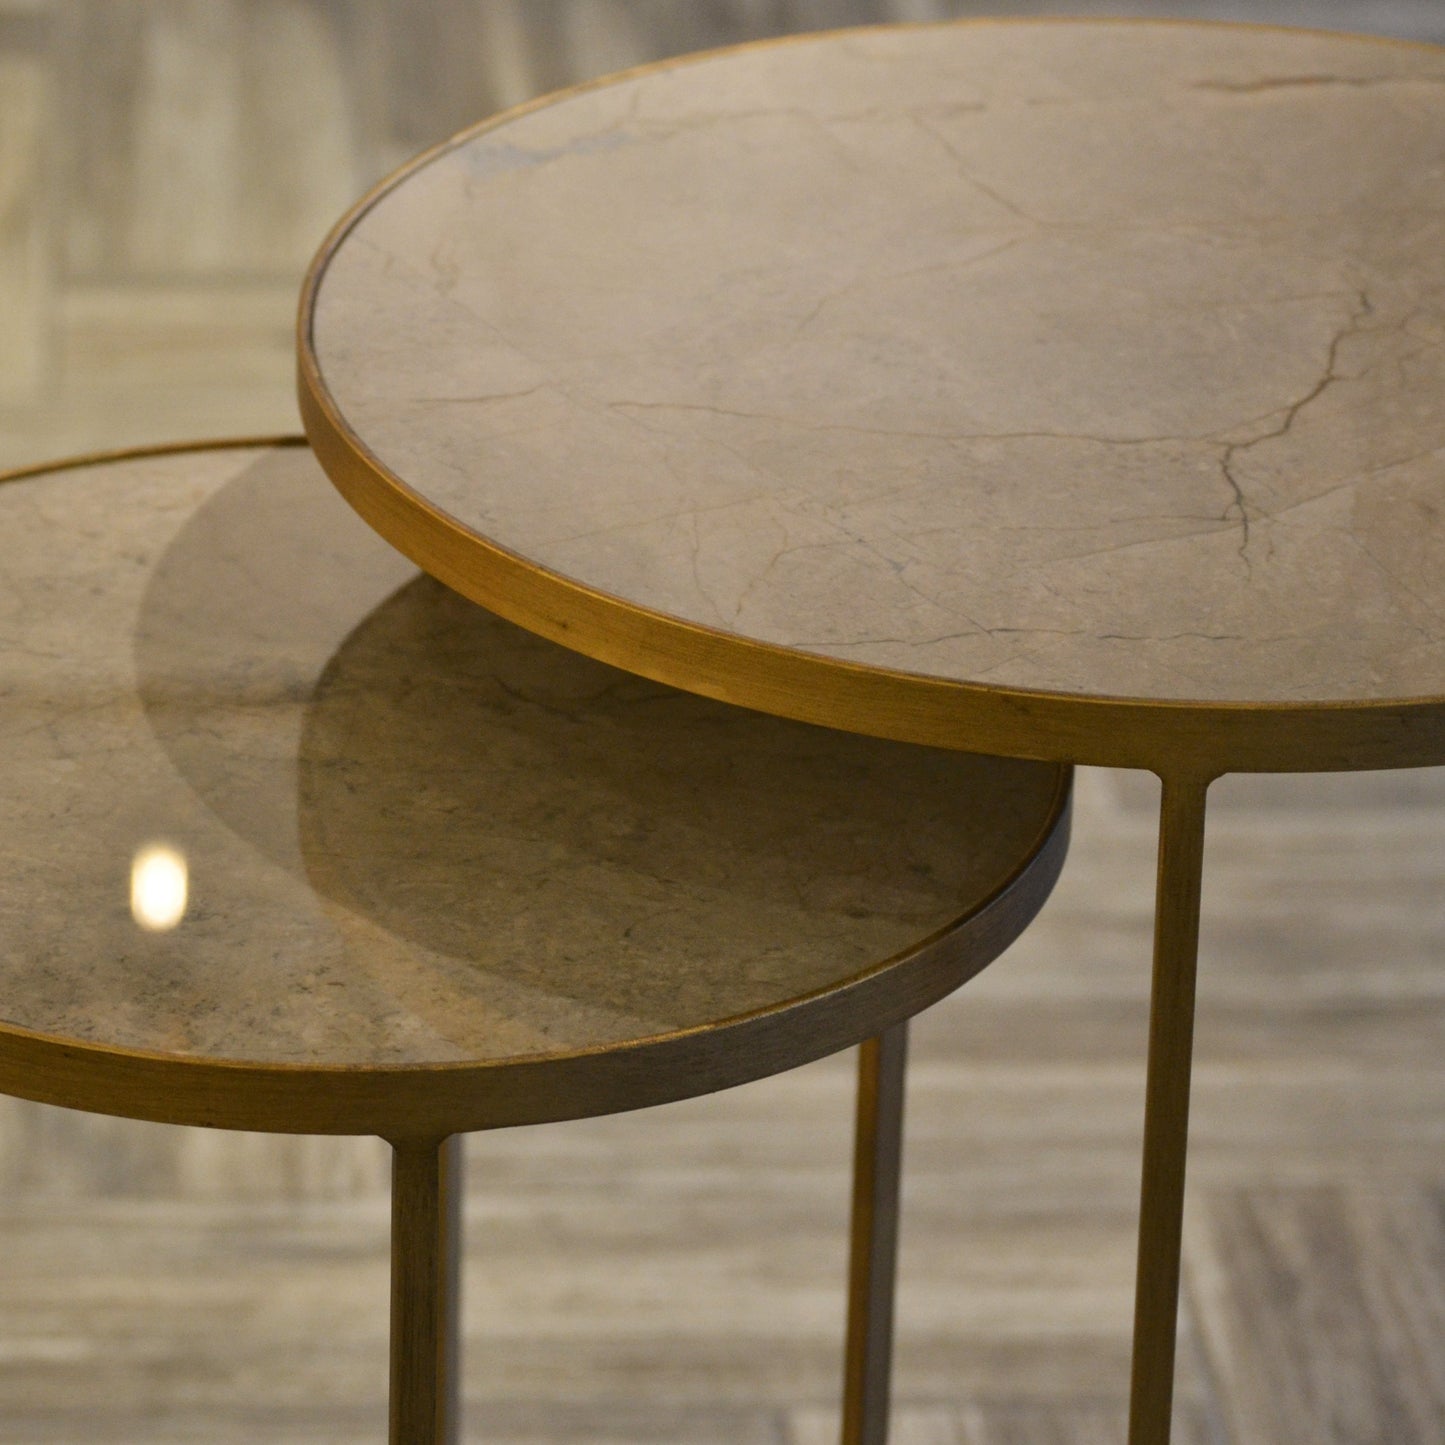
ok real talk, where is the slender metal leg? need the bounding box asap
[1127,774,1211,1445]
[389,1134,464,1445]
[441,1134,463,1442]
[841,1020,910,1445]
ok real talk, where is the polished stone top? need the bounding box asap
[306,21,1445,711]
[0,444,1061,1072]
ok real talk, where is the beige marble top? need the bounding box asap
[0,444,1061,1069]
[306,20,1445,711]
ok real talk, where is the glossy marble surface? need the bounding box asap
[0,443,1061,1068]
[308,20,1445,708]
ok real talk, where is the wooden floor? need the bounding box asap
[1,3,1442,1442]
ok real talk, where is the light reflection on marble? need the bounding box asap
[130,843,188,932]
[309,21,1445,707]
[0,445,1061,1067]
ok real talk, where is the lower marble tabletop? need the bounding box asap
[0,438,1072,1443]
[0,440,1067,1137]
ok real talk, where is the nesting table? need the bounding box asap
[297,17,1445,1445]
[0,441,1070,1441]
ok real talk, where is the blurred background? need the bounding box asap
[0,4,1442,1443]
[4,0,1445,465]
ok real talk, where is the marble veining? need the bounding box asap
[309,21,1445,706]
[0,445,1060,1068]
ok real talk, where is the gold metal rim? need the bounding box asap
[296,19,1445,778]
[0,434,307,488]
[0,439,1073,1137]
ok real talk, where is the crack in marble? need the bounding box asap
[783,628,986,652]
[784,627,1219,697]
[1218,452,1254,575]
[792,621,1248,651]
[330,235,556,384]
[619,904,689,944]
[607,399,1188,449]
[906,113,1044,226]
[601,399,787,507]
[908,100,990,122]
[387,419,553,452]
[1047,520,1236,566]
[791,238,1026,335]
[1344,534,1445,635]
[994,514,1223,534]
[2,701,127,751]
[1214,290,1377,575]
[1193,74,1445,95]
[456,127,633,182]
[582,103,899,179]
[1098,631,1247,643]
[685,510,731,629]
[546,493,769,550]
[543,497,768,551]
[410,386,548,407]
[633,102,962,137]
[830,517,996,639]
[963,625,1246,644]
[1254,445,1445,528]
[728,531,823,626]
[797,625,1247,651]
[1386,335,1445,388]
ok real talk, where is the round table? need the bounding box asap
[0,441,1069,1443]
[296,18,1445,1445]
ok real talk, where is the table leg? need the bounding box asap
[389,1134,464,1445]
[1128,774,1211,1445]
[841,1020,909,1445]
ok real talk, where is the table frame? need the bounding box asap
[386,1023,911,1445]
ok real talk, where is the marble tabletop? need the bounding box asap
[0,442,1066,1134]
[301,20,1445,773]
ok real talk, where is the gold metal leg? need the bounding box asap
[1127,774,1211,1445]
[389,1134,464,1445]
[841,1021,909,1445]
